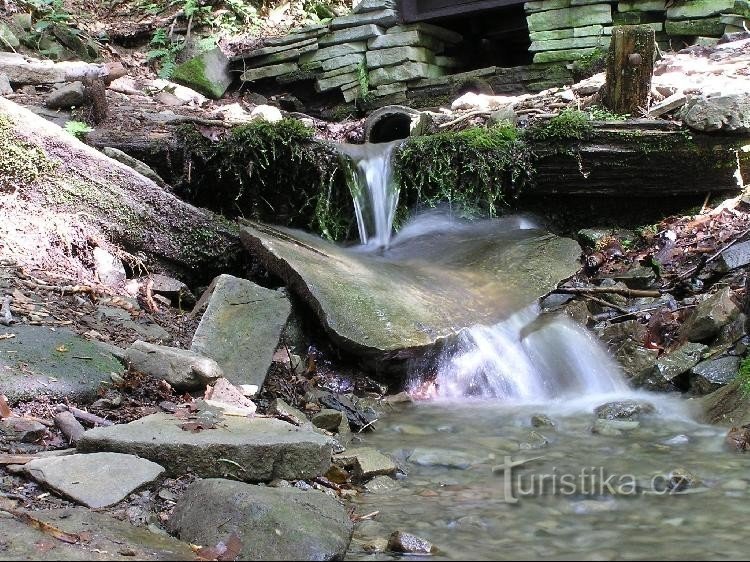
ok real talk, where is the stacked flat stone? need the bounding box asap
[615,1,667,50]
[665,0,736,45]
[525,0,615,64]
[719,0,750,36]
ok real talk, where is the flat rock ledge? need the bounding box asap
[77,412,333,482]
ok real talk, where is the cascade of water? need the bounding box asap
[338,140,402,249]
[413,305,629,402]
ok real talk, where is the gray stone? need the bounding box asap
[0,73,11,95]
[239,223,581,358]
[640,342,708,389]
[46,80,86,109]
[269,398,309,426]
[387,531,435,554]
[320,62,361,79]
[247,43,318,68]
[648,93,688,117]
[191,274,291,388]
[666,18,725,37]
[304,42,367,63]
[373,82,408,97]
[702,378,750,426]
[233,37,317,61]
[533,47,599,63]
[265,26,327,47]
[594,399,656,420]
[613,265,657,289]
[146,273,195,304]
[330,8,398,30]
[679,93,750,134]
[681,287,740,342]
[319,24,385,47]
[618,0,666,11]
[77,412,333,482]
[24,452,164,508]
[667,0,734,19]
[0,507,196,560]
[368,30,445,51]
[316,71,358,92]
[172,47,232,99]
[615,340,659,381]
[342,83,363,102]
[369,61,443,86]
[334,447,397,480]
[717,240,750,272]
[530,35,609,52]
[102,147,166,187]
[354,0,396,13]
[365,475,397,492]
[241,62,299,82]
[0,325,122,405]
[525,0,571,12]
[91,246,126,287]
[386,23,463,44]
[0,418,47,442]
[690,355,740,395]
[321,53,365,72]
[435,55,461,68]
[527,4,612,32]
[592,418,640,436]
[407,447,479,470]
[366,46,435,67]
[125,340,222,390]
[169,479,352,561]
[531,414,556,428]
[0,23,20,50]
[312,409,344,432]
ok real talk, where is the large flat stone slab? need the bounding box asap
[0,507,195,560]
[169,479,352,561]
[24,452,164,508]
[77,412,332,482]
[239,221,582,357]
[190,274,291,387]
[0,325,123,405]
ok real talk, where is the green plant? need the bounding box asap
[587,106,629,121]
[524,109,593,143]
[738,357,750,397]
[147,28,185,79]
[353,61,374,107]
[64,120,93,139]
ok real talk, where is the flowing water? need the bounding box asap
[334,142,750,560]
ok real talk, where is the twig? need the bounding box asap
[58,404,114,427]
[671,226,750,285]
[583,294,630,315]
[438,110,490,129]
[1,508,82,544]
[555,286,661,298]
[351,511,380,522]
[700,191,712,214]
[356,418,379,434]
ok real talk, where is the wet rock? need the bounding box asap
[365,475,397,493]
[592,419,640,436]
[679,93,750,134]
[169,478,352,561]
[191,274,291,387]
[387,531,435,554]
[0,507,196,560]
[594,399,656,420]
[0,325,122,405]
[531,414,556,428]
[239,222,581,358]
[725,425,750,451]
[269,398,309,426]
[519,431,549,450]
[313,409,344,432]
[681,287,740,342]
[125,340,223,390]
[615,340,660,381]
[362,537,389,553]
[334,447,397,480]
[45,81,86,109]
[24,452,164,508]
[562,299,592,325]
[667,467,701,492]
[690,356,740,395]
[703,378,750,426]
[638,342,708,390]
[612,266,657,289]
[0,418,47,442]
[77,412,333,482]
[716,240,750,273]
[147,273,195,305]
[407,447,479,469]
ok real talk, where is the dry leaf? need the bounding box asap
[55,345,69,353]
[3,508,82,544]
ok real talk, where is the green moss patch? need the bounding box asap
[0,115,55,191]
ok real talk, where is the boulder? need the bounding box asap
[334,447,397,480]
[172,47,232,99]
[125,340,223,390]
[77,412,332,481]
[0,507,196,560]
[0,417,47,442]
[269,398,309,426]
[24,452,164,508]
[637,342,708,390]
[353,0,396,14]
[0,23,20,50]
[239,222,581,360]
[0,73,11,95]
[679,93,750,134]
[594,399,656,420]
[703,378,750,426]
[45,81,86,109]
[191,274,291,387]
[666,0,734,19]
[387,531,435,554]
[690,355,740,395]
[0,325,123,405]
[681,287,740,342]
[312,409,344,432]
[169,479,352,561]
[102,147,168,188]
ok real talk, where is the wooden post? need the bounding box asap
[603,25,656,116]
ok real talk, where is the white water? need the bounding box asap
[337,140,402,249]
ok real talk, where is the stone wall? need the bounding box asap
[527,0,750,65]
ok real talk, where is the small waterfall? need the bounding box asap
[338,141,402,249]
[412,306,628,402]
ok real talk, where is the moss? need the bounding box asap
[739,357,750,397]
[570,47,607,81]
[394,124,532,218]
[524,109,593,143]
[176,119,355,241]
[0,115,56,191]
[171,56,221,99]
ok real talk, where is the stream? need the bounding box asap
[333,142,750,560]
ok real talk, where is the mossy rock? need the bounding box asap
[172,47,233,99]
